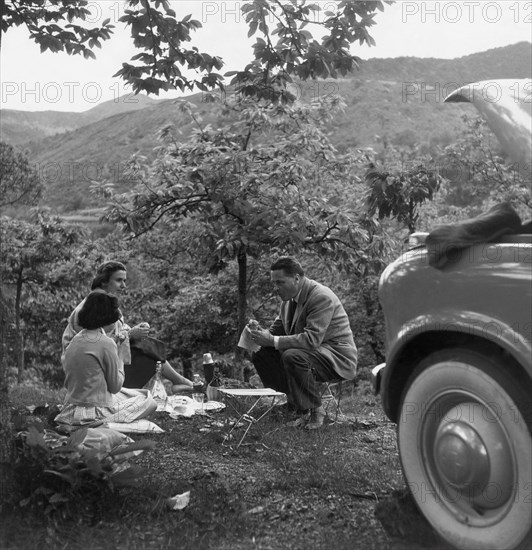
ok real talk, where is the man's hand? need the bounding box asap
[249,327,274,347]
[247,319,260,329]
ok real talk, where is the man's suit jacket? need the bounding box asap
[269,277,357,380]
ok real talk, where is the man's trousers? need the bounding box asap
[251,346,338,411]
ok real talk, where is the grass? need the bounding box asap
[9,382,65,410]
[1,379,438,550]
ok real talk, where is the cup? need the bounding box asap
[192,393,205,413]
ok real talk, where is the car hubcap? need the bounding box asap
[436,421,490,492]
[432,402,513,509]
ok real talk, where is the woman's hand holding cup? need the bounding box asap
[130,322,150,340]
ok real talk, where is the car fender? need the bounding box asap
[381,310,532,420]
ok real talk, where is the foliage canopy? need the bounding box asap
[1,0,394,99]
[1,0,114,56]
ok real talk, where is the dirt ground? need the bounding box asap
[2,380,453,550]
[126,382,451,550]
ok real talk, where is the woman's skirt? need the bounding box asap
[124,347,158,388]
[55,388,157,426]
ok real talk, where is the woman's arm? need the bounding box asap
[127,322,150,343]
[101,338,125,393]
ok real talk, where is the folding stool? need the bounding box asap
[320,379,346,423]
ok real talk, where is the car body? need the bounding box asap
[374,79,532,550]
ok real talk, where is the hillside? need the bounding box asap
[0,93,162,145]
[2,42,531,211]
[358,41,532,83]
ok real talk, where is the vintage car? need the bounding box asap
[373,79,531,550]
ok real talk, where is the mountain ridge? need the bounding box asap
[1,42,530,211]
[0,93,162,145]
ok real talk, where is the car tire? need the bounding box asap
[398,347,532,550]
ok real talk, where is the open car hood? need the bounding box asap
[444,79,532,189]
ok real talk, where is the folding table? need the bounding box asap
[217,388,286,448]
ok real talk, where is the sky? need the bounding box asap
[1,0,531,112]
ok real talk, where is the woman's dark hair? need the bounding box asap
[78,292,121,330]
[91,261,126,290]
[270,257,304,277]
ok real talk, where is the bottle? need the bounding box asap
[203,352,215,389]
[206,361,221,401]
[210,365,221,387]
[151,361,168,411]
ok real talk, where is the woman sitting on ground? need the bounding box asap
[61,260,192,394]
[55,291,157,426]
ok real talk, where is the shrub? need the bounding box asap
[14,425,155,523]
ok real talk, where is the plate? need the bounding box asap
[168,395,193,407]
[167,395,225,413]
[195,400,225,412]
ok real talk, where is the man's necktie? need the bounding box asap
[287,299,297,328]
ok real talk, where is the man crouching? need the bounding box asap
[248,257,357,429]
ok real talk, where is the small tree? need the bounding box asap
[1,212,85,380]
[0,142,42,211]
[439,115,531,215]
[0,144,44,497]
[0,226,12,506]
[364,149,443,234]
[101,97,368,346]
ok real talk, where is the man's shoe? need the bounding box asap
[286,411,310,428]
[305,406,326,430]
[286,416,307,428]
[273,401,294,412]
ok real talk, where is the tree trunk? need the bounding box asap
[181,354,193,381]
[408,198,416,233]
[15,269,24,383]
[234,251,248,376]
[0,377,13,507]
[0,245,15,506]
[361,279,386,364]
[237,250,247,337]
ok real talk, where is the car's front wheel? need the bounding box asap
[398,348,532,550]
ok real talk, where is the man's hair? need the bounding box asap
[270,257,304,277]
[78,291,121,330]
[91,261,127,290]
